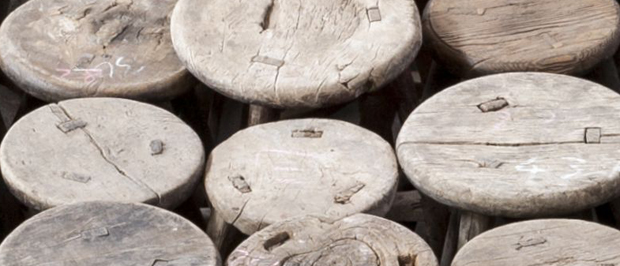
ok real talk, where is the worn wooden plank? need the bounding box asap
[171,0,422,108]
[0,0,193,102]
[228,214,438,265]
[425,0,620,77]
[453,219,620,265]
[206,119,398,236]
[0,201,222,265]
[1,98,205,211]
[397,73,620,218]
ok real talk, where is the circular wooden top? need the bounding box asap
[424,0,620,77]
[171,0,422,108]
[397,72,620,218]
[0,98,204,211]
[228,213,438,266]
[453,219,620,265]
[0,0,193,102]
[206,119,398,235]
[0,201,222,266]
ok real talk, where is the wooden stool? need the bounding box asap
[453,219,620,265]
[0,98,204,211]
[0,201,221,265]
[228,213,438,265]
[170,0,422,124]
[396,73,620,261]
[205,119,398,249]
[0,0,193,102]
[423,0,620,77]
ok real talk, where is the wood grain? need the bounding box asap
[171,0,422,108]
[0,201,221,266]
[228,214,438,266]
[424,0,620,77]
[0,98,204,211]
[397,73,620,218]
[453,219,620,266]
[0,0,193,102]
[206,119,398,235]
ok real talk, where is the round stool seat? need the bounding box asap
[0,0,192,102]
[0,201,221,266]
[228,213,438,266]
[0,98,204,210]
[206,119,398,235]
[171,0,422,108]
[453,219,620,265]
[397,72,620,218]
[424,0,620,77]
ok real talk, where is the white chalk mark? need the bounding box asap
[136,66,145,73]
[516,158,546,175]
[92,62,115,78]
[115,57,132,75]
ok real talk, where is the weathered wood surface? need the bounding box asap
[247,105,280,127]
[0,0,193,102]
[424,0,620,77]
[452,219,620,265]
[0,98,204,211]
[206,119,398,235]
[228,214,438,266]
[457,211,492,250]
[397,73,620,218]
[171,0,422,108]
[0,201,221,266]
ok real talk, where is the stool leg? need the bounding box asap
[359,87,398,145]
[206,208,234,250]
[584,58,620,93]
[0,179,24,241]
[386,68,423,123]
[457,211,492,250]
[440,209,459,266]
[421,62,461,101]
[420,194,451,258]
[171,86,215,153]
[248,105,279,127]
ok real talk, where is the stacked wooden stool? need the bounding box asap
[0,0,193,102]
[0,98,204,211]
[228,214,438,266]
[0,201,221,265]
[205,119,398,249]
[171,0,423,126]
[453,219,620,265]
[423,0,620,77]
[397,72,620,263]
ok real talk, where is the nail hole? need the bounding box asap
[398,254,416,266]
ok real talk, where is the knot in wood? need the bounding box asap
[477,97,509,113]
[150,140,165,155]
[229,175,252,193]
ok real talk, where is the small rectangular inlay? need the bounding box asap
[229,175,252,193]
[81,227,109,239]
[291,129,323,138]
[477,97,509,113]
[252,55,285,67]
[62,172,91,183]
[57,119,87,133]
[335,182,366,204]
[367,7,381,22]
[585,127,601,144]
[150,140,164,155]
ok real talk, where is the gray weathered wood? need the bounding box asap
[248,104,280,127]
[206,119,398,237]
[452,219,620,265]
[457,211,492,250]
[1,98,205,211]
[0,201,221,266]
[385,190,424,222]
[424,0,620,77]
[0,0,193,102]
[228,214,438,265]
[439,209,459,266]
[397,72,620,218]
[171,0,423,108]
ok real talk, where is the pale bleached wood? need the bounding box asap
[248,104,279,127]
[171,0,422,108]
[397,73,620,218]
[0,201,221,266]
[228,214,438,266]
[453,219,620,266]
[0,0,193,102]
[424,0,620,77]
[206,119,398,236]
[0,98,205,211]
[206,208,233,251]
[456,211,492,250]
